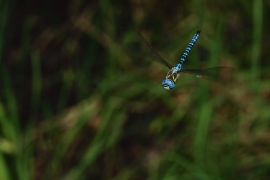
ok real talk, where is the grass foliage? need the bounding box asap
[1,0,270,179]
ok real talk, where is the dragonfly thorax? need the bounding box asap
[161,67,180,90]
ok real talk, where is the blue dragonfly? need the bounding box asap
[125,30,233,90]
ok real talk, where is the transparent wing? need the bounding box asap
[179,67,234,82]
[123,29,173,69]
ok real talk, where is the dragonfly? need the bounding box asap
[125,30,233,90]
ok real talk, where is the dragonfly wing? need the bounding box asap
[179,67,234,82]
[123,45,173,69]
[123,29,173,69]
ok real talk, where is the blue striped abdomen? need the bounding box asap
[178,30,201,65]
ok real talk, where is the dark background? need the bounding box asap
[0,0,270,179]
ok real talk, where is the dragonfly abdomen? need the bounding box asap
[179,30,201,65]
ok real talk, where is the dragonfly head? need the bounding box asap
[162,78,175,90]
[162,68,179,90]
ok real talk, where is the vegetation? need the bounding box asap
[0,0,269,179]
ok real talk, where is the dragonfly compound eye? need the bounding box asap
[162,79,175,90]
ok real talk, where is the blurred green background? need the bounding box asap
[0,0,270,179]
